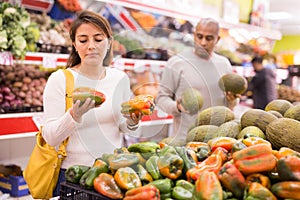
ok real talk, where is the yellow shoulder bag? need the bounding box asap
[23,69,74,199]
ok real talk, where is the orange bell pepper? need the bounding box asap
[157,152,184,180]
[207,136,237,152]
[114,167,142,190]
[218,161,246,199]
[194,171,223,200]
[233,144,277,175]
[246,182,277,200]
[186,153,224,181]
[273,147,300,159]
[246,173,271,189]
[124,185,160,200]
[94,173,123,199]
[121,94,155,115]
[277,155,300,181]
[242,136,272,147]
[271,181,300,200]
[186,141,210,152]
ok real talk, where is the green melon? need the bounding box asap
[186,125,219,143]
[215,120,241,138]
[218,73,248,95]
[265,99,293,115]
[195,106,235,127]
[181,88,204,115]
[237,126,266,139]
[240,109,277,132]
[284,104,300,121]
[267,110,283,118]
[159,137,186,147]
[266,118,300,152]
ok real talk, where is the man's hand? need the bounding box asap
[225,92,240,110]
[176,98,190,114]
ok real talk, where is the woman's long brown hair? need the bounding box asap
[66,10,113,68]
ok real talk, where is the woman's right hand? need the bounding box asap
[70,98,95,122]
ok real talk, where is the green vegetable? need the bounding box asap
[145,155,162,180]
[172,186,193,199]
[148,178,172,194]
[175,179,195,193]
[65,165,90,184]
[79,166,109,189]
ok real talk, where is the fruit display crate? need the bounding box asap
[60,182,112,200]
[0,175,29,197]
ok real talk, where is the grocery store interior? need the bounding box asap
[1,0,300,199]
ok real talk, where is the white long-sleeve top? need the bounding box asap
[42,68,140,168]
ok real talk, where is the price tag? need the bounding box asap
[0,51,13,65]
[43,55,57,69]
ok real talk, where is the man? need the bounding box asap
[249,56,277,109]
[155,18,238,140]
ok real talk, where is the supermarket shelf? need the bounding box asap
[0,110,173,139]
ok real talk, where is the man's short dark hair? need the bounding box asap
[251,56,263,64]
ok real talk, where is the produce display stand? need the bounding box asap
[60,182,111,200]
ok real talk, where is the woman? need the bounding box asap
[42,10,142,197]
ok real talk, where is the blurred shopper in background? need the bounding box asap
[156,18,239,140]
[248,55,277,109]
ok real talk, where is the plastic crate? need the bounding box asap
[60,182,111,200]
[0,175,29,197]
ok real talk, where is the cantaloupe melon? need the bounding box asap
[218,73,248,95]
[181,88,204,115]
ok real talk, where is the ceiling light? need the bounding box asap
[265,12,292,20]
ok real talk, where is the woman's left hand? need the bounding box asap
[123,111,143,129]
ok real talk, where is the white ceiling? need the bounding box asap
[269,0,300,35]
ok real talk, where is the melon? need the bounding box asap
[237,126,265,139]
[218,73,248,95]
[72,87,106,107]
[195,106,235,127]
[240,109,277,132]
[159,137,186,147]
[186,125,219,143]
[283,104,300,121]
[267,110,283,118]
[264,99,293,115]
[266,118,300,152]
[215,120,241,138]
[181,88,204,115]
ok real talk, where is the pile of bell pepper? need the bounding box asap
[64,137,300,200]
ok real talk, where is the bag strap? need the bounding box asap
[63,69,74,111]
[58,69,74,152]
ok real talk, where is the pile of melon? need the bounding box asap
[185,99,300,153]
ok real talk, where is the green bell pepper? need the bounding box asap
[108,153,140,170]
[145,155,163,180]
[158,146,178,157]
[148,178,172,194]
[175,179,195,193]
[128,141,160,159]
[135,164,153,184]
[175,146,197,172]
[172,186,193,200]
[79,165,109,189]
[196,145,210,161]
[65,165,90,184]
[160,192,172,200]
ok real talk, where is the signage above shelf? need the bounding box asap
[94,0,282,40]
